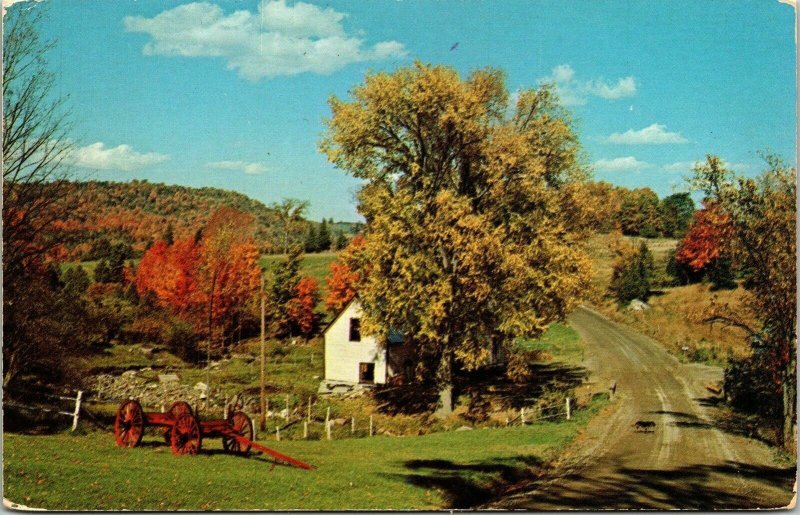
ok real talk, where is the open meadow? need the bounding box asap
[4,398,606,510]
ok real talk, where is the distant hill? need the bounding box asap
[54,180,358,261]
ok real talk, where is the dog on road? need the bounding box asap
[633,420,656,433]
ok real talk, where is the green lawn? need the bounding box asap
[260,252,338,286]
[517,323,584,364]
[3,397,604,510]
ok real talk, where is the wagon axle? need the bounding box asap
[113,400,313,470]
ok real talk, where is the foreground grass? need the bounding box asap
[4,398,604,510]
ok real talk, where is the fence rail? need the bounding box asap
[4,389,83,431]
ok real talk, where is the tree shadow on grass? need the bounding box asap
[384,455,545,508]
[374,362,588,416]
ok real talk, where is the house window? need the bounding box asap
[349,318,361,342]
[359,362,375,384]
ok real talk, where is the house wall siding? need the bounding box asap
[324,301,388,384]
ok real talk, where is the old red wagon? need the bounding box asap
[113,399,313,470]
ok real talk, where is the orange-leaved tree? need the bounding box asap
[324,234,365,313]
[136,207,261,351]
[675,201,731,273]
[286,276,320,337]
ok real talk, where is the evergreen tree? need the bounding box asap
[62,265,90,298]
[317,219,332,251]
[94,259,111,283]
[304,225,318,253]
[164,223,175,245]
[334,230,348,250]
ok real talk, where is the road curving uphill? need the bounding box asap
[488,306,795,510]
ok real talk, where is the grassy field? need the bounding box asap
[595,284,753,364]
[260,252,338,287]
[517,323,584,365]
[3,397,605,510]
[584,232,752,365]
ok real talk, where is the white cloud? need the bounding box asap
[607,123,688,145]
[207,160,268,175]
[593,156,652,172]
[68,142,169,171]
[662,160,701,172]
[663,159,751,173]
[538,64,637,106]
[588,76,637,100]
[124,0,407,81]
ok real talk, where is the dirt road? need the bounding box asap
[490,306,796,510]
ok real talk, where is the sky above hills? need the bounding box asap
[9,0,797,221]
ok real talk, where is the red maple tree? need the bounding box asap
[287,276,319,337]
[324,234,366,313]
[675,201,731,272]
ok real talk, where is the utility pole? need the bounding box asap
[260,273,266,431]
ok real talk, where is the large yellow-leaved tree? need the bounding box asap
[321,62,591,414]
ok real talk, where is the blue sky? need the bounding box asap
[9,0,797,221]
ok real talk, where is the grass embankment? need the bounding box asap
[584,233,752,365]
[517,323,584,365]
[3,396,606,510]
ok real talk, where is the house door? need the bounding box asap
[359,362,375,384]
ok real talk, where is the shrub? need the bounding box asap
[724,333,783,420]
[609,241,654,305]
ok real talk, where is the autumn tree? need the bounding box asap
[324,235,366,313]
[692,154,796,448]
[136,208,261,352]
[674,201,735,289]
[582,181,624,233]
[609,239,654,305]
[619,188,661,237]
[321,62,591,414]
[286,276,320,337]
[2,6,82,387]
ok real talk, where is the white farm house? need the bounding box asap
[321,298,410,391]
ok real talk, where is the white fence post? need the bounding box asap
[276,426,280,441]
[303,421,308,439]
[369,415,373,437]
[71,391,83,432]
[351,417,355,435]
[326,407,331,440]
[566,397,571,420]
[520,407,526,426]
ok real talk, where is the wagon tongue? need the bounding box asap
[223,432,315,470]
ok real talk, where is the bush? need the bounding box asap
[724,333,783,420]
[609,241,654,305]
[123,313,200,361]
[665,248,703,286]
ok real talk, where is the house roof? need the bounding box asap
[323,297,405,343]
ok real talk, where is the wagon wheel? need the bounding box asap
[163,401,194,443]
[170,413,202,455]
[114,400,145,448]
[222,411,253,455]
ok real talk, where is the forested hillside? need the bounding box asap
[52,180,356,259]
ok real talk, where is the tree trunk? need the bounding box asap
[782,355,796,452]
[434,351,454,418]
